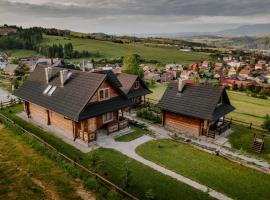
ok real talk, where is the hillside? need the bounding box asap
[41,35,210,64]
[217,24,270,37]
[192,36,270,50]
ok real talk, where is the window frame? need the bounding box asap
[102,112,113,123]
[98,88,110,101]
[134,81,140,90]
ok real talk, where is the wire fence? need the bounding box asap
[0,105,139,200]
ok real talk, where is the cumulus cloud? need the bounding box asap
[1,0,270,34]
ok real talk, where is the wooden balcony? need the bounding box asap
[107,117,129,134]
[209,121,231,138]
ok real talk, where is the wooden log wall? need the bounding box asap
[90,81,119,103]
[164,111,200,136]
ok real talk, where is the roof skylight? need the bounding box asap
[43,85,52,94]
[48,86,57,96]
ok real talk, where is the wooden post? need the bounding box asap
[25,102,30,118]
[249,122,252,129]
[143,95,146,105]
[46,110,51,125]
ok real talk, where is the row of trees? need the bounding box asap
[37,43,100,59]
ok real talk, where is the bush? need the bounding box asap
[136,107,162,123]
[262,115,270,132]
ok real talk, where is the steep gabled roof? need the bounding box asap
[117,73,152,98]
[14,65,125,121]
[157,82,235,121]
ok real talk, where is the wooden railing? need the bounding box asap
[0,98,21,109]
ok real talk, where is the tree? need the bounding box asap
[262,115,270,132]
[122,54,144,79]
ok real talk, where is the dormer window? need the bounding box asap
[98,88,110,101]
[134,81,140,90]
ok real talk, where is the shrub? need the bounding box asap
[136,108,162,124]
[262,115,270,132]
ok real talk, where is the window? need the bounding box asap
[134,81,140,89]
[103,112,113,123]
[98,88,110,101]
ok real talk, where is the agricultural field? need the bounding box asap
[147,83,270,126]
[5,49,38,58]
[42,35,210,65]
[227,91,270,126]
[136,139,270,200]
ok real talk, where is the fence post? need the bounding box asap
[0,101,2,110]
[249,122,252,129]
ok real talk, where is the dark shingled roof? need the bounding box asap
[117,73,152,98]
[14,65,127,121]
[79,96,133,120]
[157,82,235,121]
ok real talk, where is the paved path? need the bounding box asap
[97,132,232,200]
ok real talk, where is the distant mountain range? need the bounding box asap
[217,24,270,37]
[138,24,270,39]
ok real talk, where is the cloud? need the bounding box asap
[1,0,270,34]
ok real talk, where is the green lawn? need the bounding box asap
[136,139,270,200]
[147,84,270,126]
[0,104,211,200]
[229,124,270,162]
[43,35,210,65]
[146,83,168,100]
[0,126,95,200]
[115,126,150,142]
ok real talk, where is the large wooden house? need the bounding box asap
[158,79,235,138]
[14,65,148,144]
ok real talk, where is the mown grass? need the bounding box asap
[227,91,270,126]
[115,126,150,142]
[42,35,210,65]
[229,124,270,162]
[136,139,270,200]
[0,127,88,200]
[0,104,211,200]
[147,84,270,126]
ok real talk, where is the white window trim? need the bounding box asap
[102,112,113,123]
[134,81,140,90]
[98,88,110,101]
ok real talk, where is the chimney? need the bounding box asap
[45,67,53,83]
[60,69,72,87]
[178,78,185,92]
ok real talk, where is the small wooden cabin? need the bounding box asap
[14,65,134,144]
[158,79,235,138]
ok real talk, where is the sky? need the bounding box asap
[0,0,270,35]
